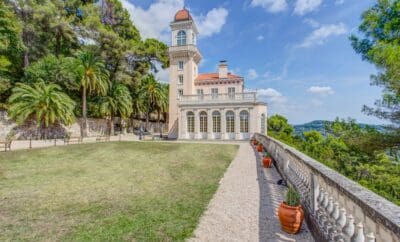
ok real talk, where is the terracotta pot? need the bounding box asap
[278,202,304,234]
[257,144,263,152]
[262,157,272,168]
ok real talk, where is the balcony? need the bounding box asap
[254,133,400,242]
[178,92,258,106]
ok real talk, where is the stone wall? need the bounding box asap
[254,133,400,242]
[0,111,167,140]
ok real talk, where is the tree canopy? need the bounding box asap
[1,0,169,136]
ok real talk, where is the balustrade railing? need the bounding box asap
[254,133,400,242]
[179,92,257,105]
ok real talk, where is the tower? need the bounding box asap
[168,8,202,131]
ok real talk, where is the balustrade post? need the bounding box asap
[351,222,365,242]
[342,214,355,242]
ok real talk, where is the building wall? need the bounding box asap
[194,82,244,95]
[177,103,267,140]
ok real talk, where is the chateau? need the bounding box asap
[168,8,267,140]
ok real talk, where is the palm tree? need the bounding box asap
[76,51,109,137]
[98,82,133,135]
[155,83,168,137]
[139,75,167,131]
[8,81,75,139]
[50,18,76,57]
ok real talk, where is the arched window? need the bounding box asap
[187,111,194,133]
[226,111,235,133]
[177,30,187,46]
[240,110,249,133]
[200,111,207,133]
[212,111,221,133]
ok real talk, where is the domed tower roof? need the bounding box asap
[174,8,192,22]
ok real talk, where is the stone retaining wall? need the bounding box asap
[0,111,167,140]
[254,133,400,242]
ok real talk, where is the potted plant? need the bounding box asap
[278,186,304,234]
[262,152,272,168]
[257,143,263,152]
[251,138,258,146]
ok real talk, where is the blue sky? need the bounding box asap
[122,0,384,125]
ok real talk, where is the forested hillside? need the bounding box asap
[1,0,169,137]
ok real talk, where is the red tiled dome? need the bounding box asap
[174,8,192,22]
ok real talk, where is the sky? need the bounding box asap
[121,0,385,125]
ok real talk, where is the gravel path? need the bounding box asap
[189,142,314,242]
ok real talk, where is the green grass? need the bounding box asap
[0,142,238,241]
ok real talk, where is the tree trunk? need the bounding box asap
[55,31,61,58]
[23,50,29,68]
[81,87,88,137]
[158,110,162,138]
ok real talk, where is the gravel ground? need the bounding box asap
[189,142,314,242]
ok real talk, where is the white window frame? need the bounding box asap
[212,111,221,133]
[228,87,235,99]
[199,111,207,133]
[187,112,194,133]
[177,30,187,46]
[226,111,235,133]
[178,61,184,70]
[178,75,184,85]
[240,110,249,133]
[211,88,218,100]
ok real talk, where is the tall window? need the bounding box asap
[187,111,194,133]
[197,89,204,100]
[178,75,184,85]
[240,110,249,133]
[192,33,196,45]
[200,111,207,133]
[177,30,186,46]
[226,111,235,133]
[178,61,184,70]
[212,111,221,133]
[178,89,183,98]
[228,87,235,99]
[211,88,219,100]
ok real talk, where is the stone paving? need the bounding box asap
[189,142,314,242]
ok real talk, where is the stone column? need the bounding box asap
[207,109,213,140]
[221,109,226,140]
[180,109,186,139]
[194,109,201,139]
[248,107,254,138]
[235,108,241,140]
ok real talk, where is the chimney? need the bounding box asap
[218,60,228,79]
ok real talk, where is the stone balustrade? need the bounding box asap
[254,133,400,242]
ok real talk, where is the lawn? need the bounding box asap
[0,142,238,241]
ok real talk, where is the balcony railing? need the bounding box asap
[179,92,257,105]
[254,133,400,242]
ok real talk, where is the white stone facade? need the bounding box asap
[168,9,267,140]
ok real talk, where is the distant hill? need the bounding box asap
[293,120,386,136]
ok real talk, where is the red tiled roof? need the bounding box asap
[174,9,192,22]
[195,73,243,81]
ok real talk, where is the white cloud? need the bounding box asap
[120,0,228,42]
[307,86,335,96]
[248,69,259,80]
[250,0,288,13]
[303,18,320,28]
[299,23,347,48]
[257,35,265,41]
[194,8,228,38]
[294,0,322,16]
